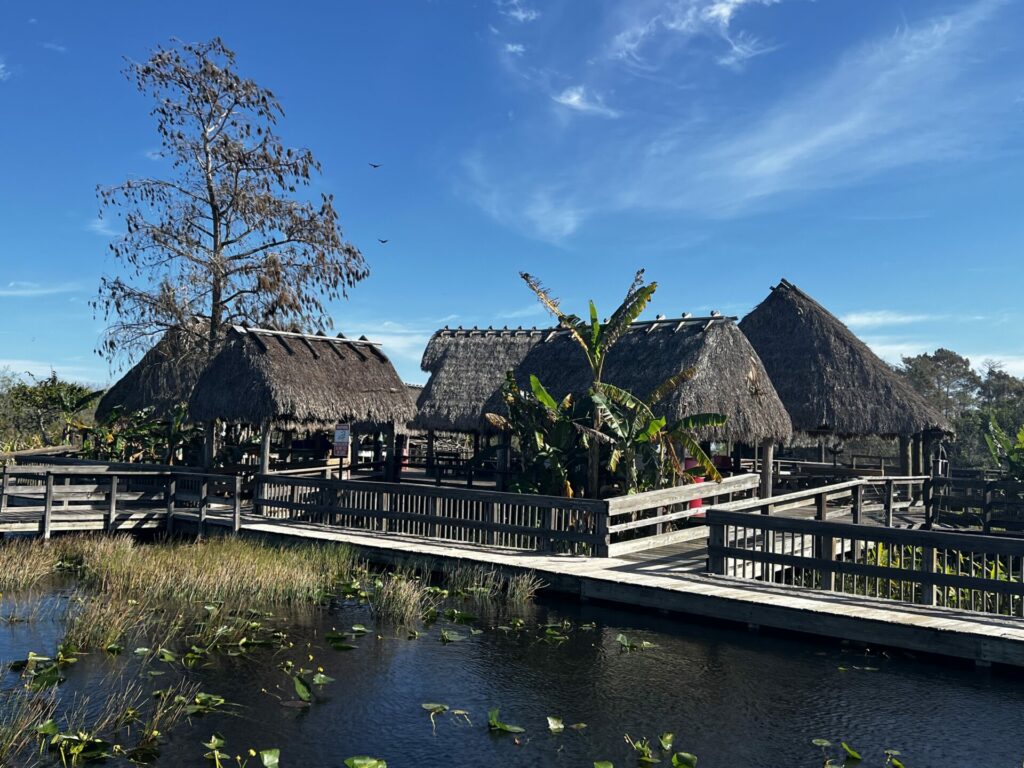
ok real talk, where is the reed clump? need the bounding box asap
[0,538,59,591]
[369,573,438,626]
[441,563,546,604]
[55,535,358,605]
[0,689,55,768]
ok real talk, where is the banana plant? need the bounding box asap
[591,372,725,494]
[985,417,1024,481]
[520,269,657,497]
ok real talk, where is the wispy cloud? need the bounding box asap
[0,281,81,298]
[499,0,539,23]
[42,42,67,54]
[0,57,10,82]
[504,43,526,55]
[143,149,163,160]
[611,0,784,69]
[87,217,117,237]
[860,336,936,363]
[840,310,938,329]
[552,85,620,117]
[468,0,1017,240]
[496,303,546,320]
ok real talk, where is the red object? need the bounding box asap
[683,458,706,510]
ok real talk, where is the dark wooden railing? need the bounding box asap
[706,508,1024,617]
[604,474,761,556]
[254,473,608,555]
[1,466,241,536]
[930,477,1024,533]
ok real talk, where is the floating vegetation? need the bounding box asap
[487,708,525,734]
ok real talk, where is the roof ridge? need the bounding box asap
[231,325,382,347]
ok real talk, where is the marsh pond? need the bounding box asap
[1,536,1022,768]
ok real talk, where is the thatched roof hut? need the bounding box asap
[416,317,792,445]
[95,327,206,422]
[417,328,544,434]
[738,279,948,438]
[188,326,416,430]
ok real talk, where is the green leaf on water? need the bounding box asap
[344,758,387,768]
[547,716,564,733]
[840,742,862,761]
[487,708,525,734]
[812,739,832,748]
[351,624,368,634]
[659,733,674,751]
[258,749,280,768]
[594,762,614,768]
[292,675,312,703]
[312,672,334,685]
[672,753,698,768]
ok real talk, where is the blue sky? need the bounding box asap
[1,0,1022,385]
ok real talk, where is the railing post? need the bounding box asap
[594,501,610,558]
[819,530,835,591]
[707,516,725,574]
[43,471,53,540]
[538,504,553,552]
[198,476,209,538]
[983,482,994,534]
[166,475,176,535]
[923,478,934,529]
[487,501,498,546]
[0,464,8,513]
[851,483,863,525]
[884,479,894,528]
[106,474,118,532]
[233,475,242,533]
[920,544,937,606]
[255,474,264,517]
[815,490,827,521]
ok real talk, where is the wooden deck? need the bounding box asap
[3,466,1023,669]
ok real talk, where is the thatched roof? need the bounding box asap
[417,328,544,434]
[738,279,949,438]
[188,326,416,429]
[416,318,792,445]
[95,327,207,421]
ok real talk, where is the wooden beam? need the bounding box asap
[760,439,774,499]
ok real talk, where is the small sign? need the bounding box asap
[332,423,351,459]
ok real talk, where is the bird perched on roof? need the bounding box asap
[710,310,722,317]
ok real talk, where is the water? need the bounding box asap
[4,590,1023,767]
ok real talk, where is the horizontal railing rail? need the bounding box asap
[706,508,1024,616]
[254,474,609,555]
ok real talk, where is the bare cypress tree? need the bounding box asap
[93,38,367,363]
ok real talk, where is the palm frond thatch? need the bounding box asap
[95,326,207,421]
[188,326,415,430]
[738,279,949,438]
[416,317,792,445]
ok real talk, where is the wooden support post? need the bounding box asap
[198,477,209,538]
[233,475,242,533]
[851,483,863,525]
[923,478,934,529]
[538,505,553,552]
[899,435,912,476]
[820,532,835,591]
[255,475,265,517]
[816,490,827,521]
[760,439,774,499]
[496,432,511,492]
[106,475,118,532]
[594,501,611,558]
[920,545,937,606]
[912,434,923,476]
[487,501,499,546]
[43,472,53,540]
[394,433,406,483]
[707,521,725,574]
[983,482,994,534]
[259,421,272,475]
[1,464,8,514]
[884,479,895,528]
[166,476,176,534]
[426,430,436,472]
[383,423,397,483]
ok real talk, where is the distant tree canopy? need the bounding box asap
[0,369,101,451]
[898,351,1024,469]
[93,37,367,365]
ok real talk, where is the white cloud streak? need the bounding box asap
[0,281,81,297]
[499,0,539,23]
[504,43,525,55]
[42,42,67,53]
[87,217,117,237]
[840,310,939,329]
[552,85,620,117]
[0,57,10,82]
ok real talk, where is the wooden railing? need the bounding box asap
[712,476,929,525]
[1,466,241,536]
[254,474,609,555]
[604,474,761,556]
[930,477,1024,533]
[706,509,1024,617]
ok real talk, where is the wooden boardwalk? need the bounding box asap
[3,466,1024,669]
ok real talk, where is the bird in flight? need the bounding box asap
[378,238,389,244]
[368,162,382,169]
